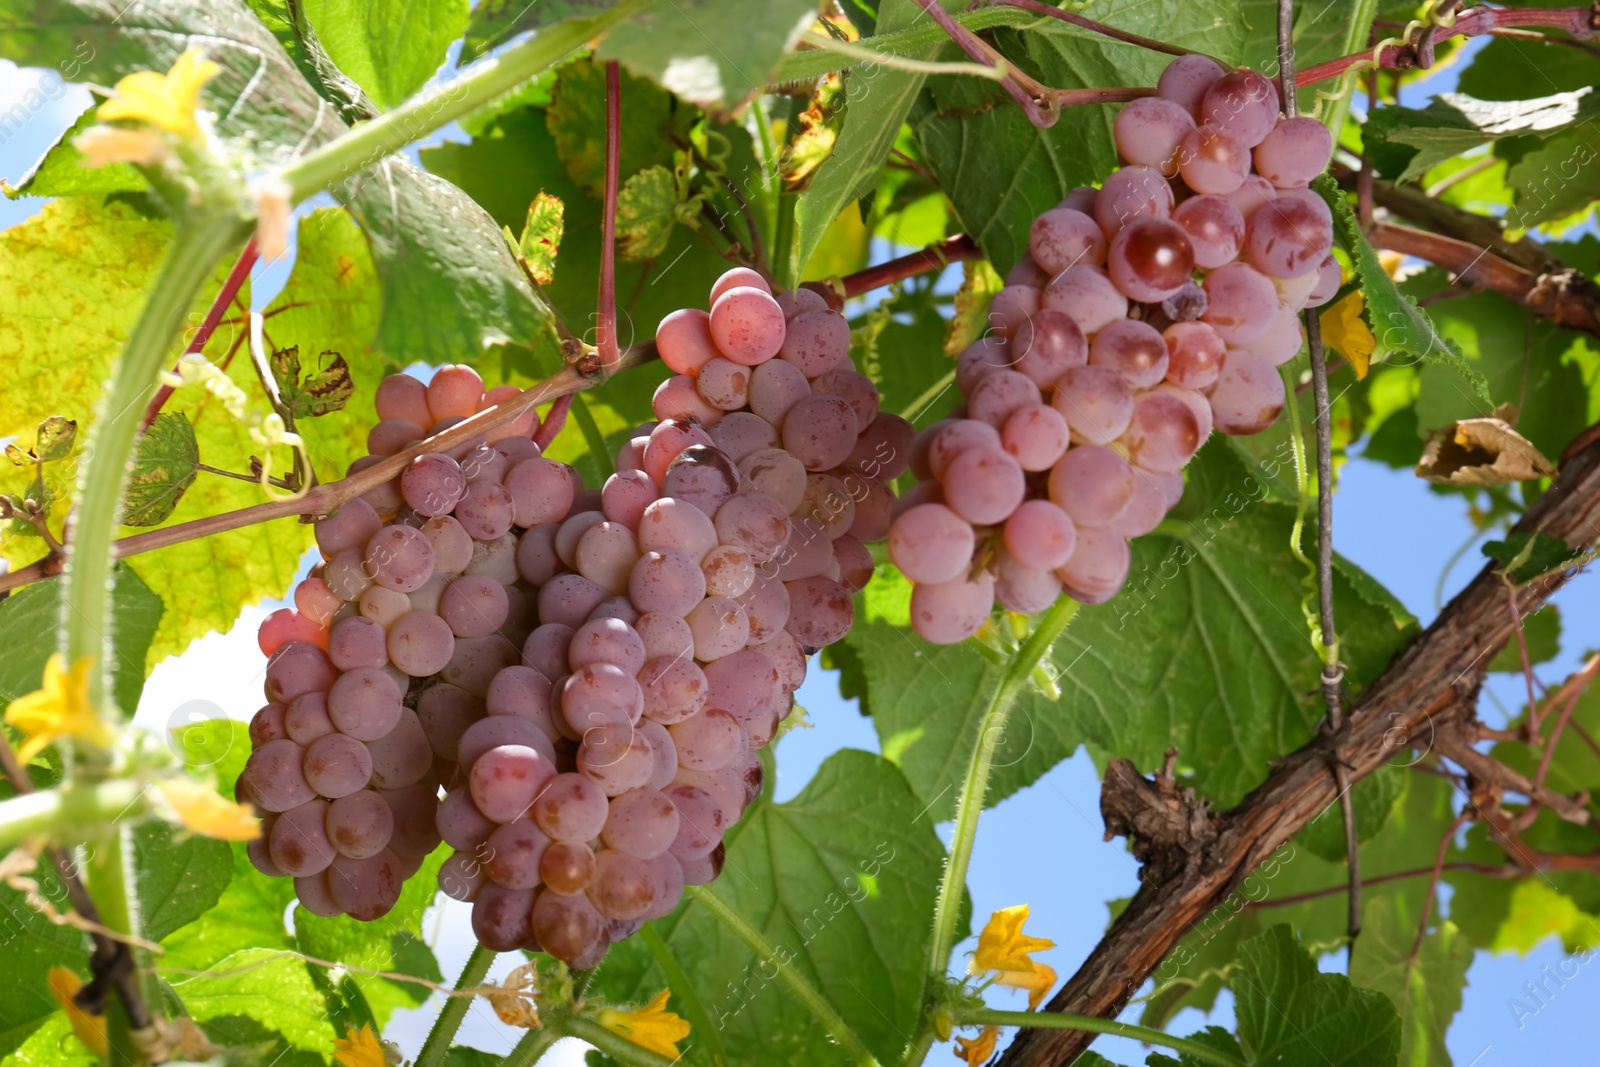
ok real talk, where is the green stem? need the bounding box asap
[1278,365,1329,661]
[0,778,148,851]
[62,214,248,708]
[953,1008,1246,1067]
[1317,0,1379,137]
[277,0,645,204]
[773,6,1036,82]
[640,923,728,1067]
[571,395,613,480]
[502,1025,561,1067]
[907,596,1080,1067]
[562,1015,680,1067]
[415,943,497,1067]
[685,884,881,1067]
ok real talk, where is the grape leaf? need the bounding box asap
[545,59,687,199]
[172,948,336,1059]
[617,164,684,260]
[514,192,565,285]
[847,443,1416,821]
[1,1014,96,1067]
[588,749,944,1067]
[1233,925,1401,1066]
[271,346,355,421]
[912,0,1248,273]
[0,867,91,1059]
[1,99,145,199]
[1366,89,1600,183]
[300,0,468,110]
[459,0,611,63]
[33,418,77,464]
[1297,764,1405,864]
[596,0,821,115]
[1350,896,1471,1067]
[131,820,232,942]
[159,843,296,974]
[1482,531,1586,586]
[121,412,199,527]
[1456,35,1600,102]
[1145,1028,1243,1067]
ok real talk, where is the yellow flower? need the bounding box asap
[995,961,1057,1011]
[970,904,1054,975]
[73,125,168,168]
[5,654,108,763]
[1320,292,1376,379]
[156,778,260,841]
[98,47,220,138]
[597,989,692,1060]
[331,1023,392,1067]
[47,967,107,1057]
[954,1025,997,1066]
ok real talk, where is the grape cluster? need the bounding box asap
[242,364,541,921]
[890,56,1338,643]
[241,266,894,967]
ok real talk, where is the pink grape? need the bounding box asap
[590,850,659,921]
[988,284,1041,338]
[697,358,752,410]
[241,739,316,813]
[1011,310,1088,388]
[270,799,334,876]
[994,555,1063,615]
[532,889,607,963]
[364,708,433,789]
[665,783,726,858]
[1004,499,1078,571]
[629,549,708,615]
[1095,165,1175,237]
[1091,319,1170,388]
[969,369,1043,430]
[426,365,485,422]
[710,286,785,365]
[250,703,288,746]
[265,642,336,704]
[259,609,327,656]
[400,453,466,517]
[776,287,828,318]
[663,447,739,518]
[359,584,409,628]
[747,358,811,428]
[1201,262,1278,344]
[1237,305,1305,365]
[575,521,641,595]
[1108,217,1195,302]
[738,447,806,511]
[636,612,694,660]
[1200,69,1280,147]
[420,516,473,574]
[640,656,709,724]
[437,575,509,640]
[454,481,515,541]
[367,418,425,456]
[1122,391,1204,473]
[568,618,647,675]
[1225,173,1278,218]
[1254,116,1333,188]
[1209,353,1286,435]
[486,665,556,738]
[1177,124,1251,194]
[537,573,609,629]
[811,366,879,429]
[386,610,455,677]
[603,787,681,859]
[285,692,335,745]
[1157,53,1226,117]
[601,469,659,529]
[956,337,1012,394]
[784,576,854,648]
[796,472,855,539]
[303,732,373,799]
[888,504,974,584]
[472,883,535,950]
[477,384,538,442]
[1306,254,1341,308]
[1172,195,1246,268]
[555,511,606,569]
[513,526,560,588]
[1114,96,1197,173]
[1007,254,1051,287]
[458,716,557,773]
[1029,208,1107,273]
[505,457,575,526]
[782,395,858,470]
[1052,365,1135,445]
[845,475,893,542]
[326,789,394,859]
[1059,186,1099,213]
[1164,321,1227,389]
[703,650,780,721]
[685,597,750,660]
[1244,192,1333,278]
[713,492,791,562]
[541,841,597,895]
[655,308,720,376]
[669,707,742,772]
[653,373,723,426]
[702,544,756,599]
[779,309,851,377]
[1041,266,1129,336]
[295,577,343,627]
[1110,468,1172,538]
[438,853,487,902]
[835,537,875,593]
[350,456,403,516]
[1048,444,1135,527]
[711,267,770,304]
[495,436,541,465]
[709,411,779,463]
[578,732,655,796]
[417,683,482,763]
[375,373,433,427]
[777,517,833,582]
[328,848,405,921]
[942,447,1026,526]
[564,662,645,723]
[440,635,521,698]
[1056,526,1131,604]
[483,820,552,890]
[735,572,791,643]
[328,667,403,740]
[365,525,435,593]
[909,572,995,645]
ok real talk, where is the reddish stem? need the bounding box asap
[908,0,1039,116]
[1535,653,1600,788]
[1410,810,1471,964]
[141,236,259,430]
[598,61,622,374]
[534,394,575,453]
[810,234,981,305]
[1508,587,1544,743]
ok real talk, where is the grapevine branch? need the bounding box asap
[998,423,1600,1067]
[598,61,622,375]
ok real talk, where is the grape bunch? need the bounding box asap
[890,55,1338,643]
[242,363,542,921]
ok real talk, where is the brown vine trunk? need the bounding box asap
[999,430,1600,1067]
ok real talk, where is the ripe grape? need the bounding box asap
[710,286,785,365]
[1209,353,1286,435]
[1172,195,1246,268]
[1244,192,1334,278]
[303,733,373,799]
[655,308,720,376]
[1113,96,1196,174]
[1200,69,1280,147]
[1156,53,1227,117]
[1108,217,1195,303]
[1040,265,1129,336]
[888,504,974,584]
[1177,124,1251,195]
[326,789,394,859]
[909,572,996,645]
[1048,444,1135,528]
[1095,165,1174,237]
[1052,365,1135,446]
[1254,116,1333,188]
[1029,208,1107,273]
[1011,310,1087,388]
[1091,319,1170,389]
[1004,499,1078,571]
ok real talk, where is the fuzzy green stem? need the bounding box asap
[1318,0,1380,136]
[953,1008,1246,1067]
[0,777,148,851]
[502,1025,561,1067]
[277,0,645,204]
[62,214,248,709]
[685,884,881,1067]
[774,6,1036,83]
[561,1015,681,1067]
[908,596,1080,1066]
[640,923,728,1067]
[415,943,497,1067]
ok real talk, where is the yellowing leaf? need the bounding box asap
[1320,292,1377,378]
[47,967,107,1056]
[156,777,260,841]
[597,989,691,1059]
[516,192,565,285]
[122,412,199,527]
[616,165,682,260]
[947,259,1004,356]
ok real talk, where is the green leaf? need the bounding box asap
[121,412,199,528]
[171,718,252,796]
[2,98,147,200]
[1233,925,1401,1066]
[131,820,232,942]
[516,191,565,285]
[300,0,468,110]
[0,563,162,718]
[1,1014,96,1067]
[172,948,336,1058]
[1482,531,1586,585]
[160,843,296,974]
[913,0,1247,273]
[1488,602,1561,673]
[344,156,563,371]
[460,0,611,63]
[441,1049,502,1067]
[271,345,355,421]
[1350,897,1471,1067]
[545,59,686,199]
[0,864,91,1058]
[1366,89,1600,183]
[589,749,944,1067]
[790,0,942,284]
[850,443,1416,820]
[596,0,822,115]
[1316,175,1490,401]
[1146,1028,1243,1067]
[32,418,76,463]
[617,165,684,260]
[1297,764,1405,864]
